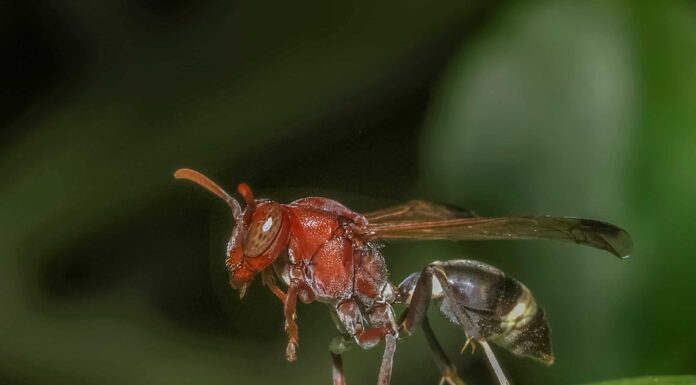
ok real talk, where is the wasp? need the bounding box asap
[175,168,632,385]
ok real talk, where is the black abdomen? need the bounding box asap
[400,260,554,364]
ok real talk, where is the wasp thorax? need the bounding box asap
[243,204,283,257]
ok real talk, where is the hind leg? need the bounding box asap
[396,275,466,385]
[397,261,510,385]
[422,316,467,385]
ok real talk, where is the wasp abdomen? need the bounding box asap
[407,260,554,364]
[486,281,554,365]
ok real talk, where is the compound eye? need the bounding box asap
[244,205,283,257]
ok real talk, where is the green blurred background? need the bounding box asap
[1,1,695,384]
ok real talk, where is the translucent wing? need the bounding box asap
[362,202,633,258]
[364,200,477,223]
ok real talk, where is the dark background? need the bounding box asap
[1,1,695,384]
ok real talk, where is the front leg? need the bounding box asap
[282,261,316,362]
[261,269,298,361]
[283,283,299,362]
[262,269,286,301]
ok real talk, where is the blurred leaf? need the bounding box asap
[619,0,696,374]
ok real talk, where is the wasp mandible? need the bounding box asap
[175,168,632,385]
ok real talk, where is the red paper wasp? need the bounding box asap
[175,168,632,385]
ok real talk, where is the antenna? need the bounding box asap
[174,168,243,220]
[237,182,256,210]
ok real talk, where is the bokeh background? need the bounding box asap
[2,1,695,384]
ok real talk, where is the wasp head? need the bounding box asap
[175,169,289,299]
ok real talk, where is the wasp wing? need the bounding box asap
[363,209,632,258]
[364,200,477,223]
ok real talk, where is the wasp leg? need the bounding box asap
[396,276,466,385]
[351,326,398,385]
[377,333,397,385]
[348,326,397,385]
[334,300,399,385]
[345,327,397,385]
[329,335,354,385]
[398,262,509,385]
[460,337,476,354]
[331,353,346,385]
[428,262,509,385]
[363,304,399,385]
[398,264,480,340]
[422,316,467,385]
[262,269,286,301]
[283,284,299,362]
[478,339,509,385]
